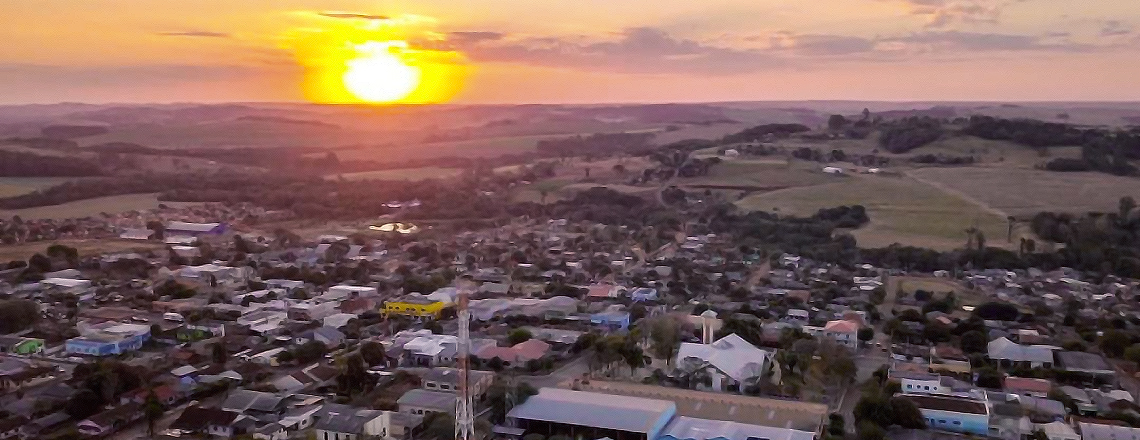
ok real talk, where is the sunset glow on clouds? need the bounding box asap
[1,0,1139,103]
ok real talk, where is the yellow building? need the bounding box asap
[384,296,446,319]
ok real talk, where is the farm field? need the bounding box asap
[0,193,201,220]
[735,174,1011,251]
[0,238,165,262]
[0,177,78,198]
[678,161,836,190]
[330,134,560,162]
[331,167,464,181]
[909,167,1140,216]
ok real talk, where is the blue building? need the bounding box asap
[591,311,631,331]
[65,323,150,357]
[900,394,989,436]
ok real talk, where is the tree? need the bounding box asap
[66,389,104,419]
[975,367,1003,388]
[1120,196,1136,221]
[960,330,988,354]
[827,115,848,131]
[423,413,455,440]
[974,301,1019,321]
[0,300,40,333]
[857,327,874,343]
[853,393,893,427]
[1125,344,1140,364]
[28,253,52,273]
[1100,329,1133,358]
[856,421,886,440]
[648,317,682,364]
[622,342,645,376]
[145,390,165,437]
[507,329,533,346]
[360,341,388,367]
[889,397,927,429]
[211,342,227,365]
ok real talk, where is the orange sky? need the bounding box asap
[2,0,1139,103]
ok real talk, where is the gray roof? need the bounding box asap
[1056,351,1114,373]
[1078,422,1140,440]
[660,416,814,440]
[421,368,493,386]
[398,389,457,412]
[222,389,284,413]
[507,388,676,434]
[312,404,384,434]
[314,326,346,342]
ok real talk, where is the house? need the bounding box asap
[474,339,552,367]
[77,403,141,437]
[121,384,180,407]
[178,320,227,341]
[0,366,54,391]
[243,347,288,366]
[252,423,287,440]
[170,406,248,438]
[814,320,860,348]
[897,372,954,395]
[289,302,340,322]
[166,221,226,236]
[1036,421,1080,440]
[1058,386,1098,415]
[1004,377,1053,398]
[587,284,624,300]
[630,288,658,302]
[221,389,287,416]
[421,368,494,398]
[398,389,458,416]
[0,417,26,440]
[65,322,151,356]
[20,412,70,440]
[590,309,631,331]
[1056,351,1115,379]
[0,337,43,355]
[384,296,446,319]
[659,416,814,440]
[987,337,1057,368]
[324,285,378,301]
[1079,421,1140,440]
[172,365,200,387]
[899,394,989,436]
[674,334,773,392]
[312,327,346,348]
[312,404,396,440]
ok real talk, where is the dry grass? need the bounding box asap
[0,193,200,220]
[736,174,1010,251]
[330,167,464,181]
[909,167,1140,216]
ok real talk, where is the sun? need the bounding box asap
[342,41,421,103]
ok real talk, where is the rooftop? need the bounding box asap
[660,416,815,440]
[900,394,988,415]
[508,388,676,434]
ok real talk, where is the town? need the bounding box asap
[0,191,1138,440]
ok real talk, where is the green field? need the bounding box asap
[331,167,465,181]
[0,193,200,220]
[0,177,77,198]
[909,166,1140,216]
[679,161,836,189]
[736,174,1010,251]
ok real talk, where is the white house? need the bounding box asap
[675,333,774,391]
[987,337,1057,368]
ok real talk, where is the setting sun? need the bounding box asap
[343,41,421,103]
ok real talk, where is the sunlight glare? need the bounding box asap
[342,41,421,103]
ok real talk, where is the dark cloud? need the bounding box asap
[156,31,230,38]
[318,11,389,20]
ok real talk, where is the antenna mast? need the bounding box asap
[455,283,475,440]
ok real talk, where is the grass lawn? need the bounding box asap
[679,160,835,189]
[0,193,201,220]
[908,166,1140,216]
[331,167,464,181]
[736,174,1009,251]
[0,177,77,198]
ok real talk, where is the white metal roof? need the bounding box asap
[676,334,770,382]
[508,388,675,434]
[660,416,815,440]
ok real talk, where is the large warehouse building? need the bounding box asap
[506,388,817,440]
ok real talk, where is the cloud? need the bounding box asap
[888,30,1094,52]
[769,32,878,56]
[0,63,266,87]
[455,27,786,75]
[318,11,389,21]
[447,31,505,43]
[1100,20,1133,37]
[894,0,1025,28]
[156,31,231,38]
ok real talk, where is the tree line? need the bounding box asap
[963,115,1140,176]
